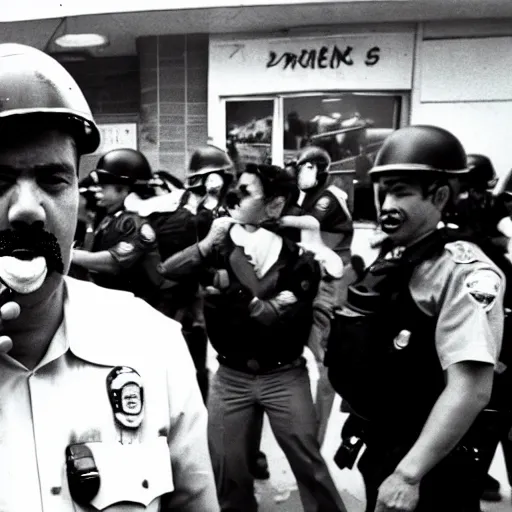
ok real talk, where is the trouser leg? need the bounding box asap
[315,365,336,447]
[207,365,260,512]
[260,359,347,512]
[181,309,209,404]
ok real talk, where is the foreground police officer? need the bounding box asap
[0,43,217,511]
[159,163,347,512]
[326,125,505,512]
[72,148,169,308]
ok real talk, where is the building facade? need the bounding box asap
[2,4,512,224]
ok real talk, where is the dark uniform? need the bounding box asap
[145,195,210,402]
[302,184,353,264]
[91,209,163,307]
[326,127,505,512]
[295,145,354,446]
[448,154,512,501]
[73,148,171,309]
[159,164,347,512]
[296,146,353,265]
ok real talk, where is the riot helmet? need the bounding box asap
[369,125,467,180]
[466,154,498,190]
[186,145,234,193]
[0,43,100,155]
[92,149,152,186]
[295,146,331,190]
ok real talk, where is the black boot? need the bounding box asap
[249,450,270,480]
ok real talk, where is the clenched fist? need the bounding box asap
[198,217,237,256]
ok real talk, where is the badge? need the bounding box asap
[446,241,478,264]
[116,241,135,255]
[465,268,501,310]
[393,329,411,350]
[139,223,156,244]
[107,366,144,430]
[300,279,310,292]
[315,196,331,212]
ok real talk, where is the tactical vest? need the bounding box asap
[326,229,451,443]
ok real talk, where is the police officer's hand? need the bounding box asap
[198,217,237,256]
[375,471,420,512]
[0,299,21,354]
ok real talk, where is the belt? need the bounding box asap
[217,355,302,374]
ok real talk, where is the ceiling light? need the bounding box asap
[54,33,109,49]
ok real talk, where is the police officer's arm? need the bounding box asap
[71,248,120,273]
[158,217,236,280]
[161,321,219,511]
[392,260,503,484]
[394,361,494,483]
[72,216,158,275]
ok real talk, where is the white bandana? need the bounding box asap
[124,191,184,217]
[230,225,283,278]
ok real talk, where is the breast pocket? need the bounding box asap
[86,437,174,510]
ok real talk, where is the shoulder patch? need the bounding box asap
[117,241,135,255]
[315,196,331,212]
[445,241,478,264]
[464,268,501,311]
[117,215,136,234]
[139,223,156,244]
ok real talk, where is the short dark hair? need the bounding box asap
[243,163,298,202]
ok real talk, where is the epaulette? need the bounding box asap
[445,241,479,264]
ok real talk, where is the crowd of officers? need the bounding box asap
[69,122,512,512]
[70,142,355,512]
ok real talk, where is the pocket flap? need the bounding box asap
[86,437,174,509]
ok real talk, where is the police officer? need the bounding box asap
[0,43,217,511]
[182,145,234,232]
[159,163,347,512]
[123,167,211,401]
[295,145,353,264]
[449,154,512,502]
[294,145,355,446]
[72,148,168,308]
[448,154,508,240]
[326,125,505,512]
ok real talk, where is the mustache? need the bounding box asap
[0,227,64,274]
[379,209,406,233]
[224,189,241,210]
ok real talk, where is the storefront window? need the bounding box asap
[224,93,402,221]
[283,93,400,221]
[226,100,274,174]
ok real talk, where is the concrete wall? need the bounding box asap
[63,57,140,116]
[137,34,209,181]
[410,20,512,178]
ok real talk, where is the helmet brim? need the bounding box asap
[369,163,469,180]
[0,110,100,155]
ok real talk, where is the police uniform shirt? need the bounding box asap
[93,210,158,270]
[0,277,218,512]
[302,185,353,263]
[410,240,504,370]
